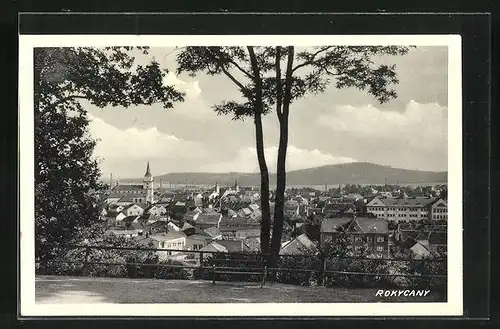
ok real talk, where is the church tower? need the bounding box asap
[143,161,154,205]
[215,181,220,194]
[234,180,240,192]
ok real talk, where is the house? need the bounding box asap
[121,204,145,217]
[185,234,210,251]
[147,203,169,216]
[280,233,319,256]
[150,231,187,250]
[292,196,309,206]
[138,213,161,224]
[248,203,260,212]
[245,237,261,252]
[204,227,222,240]
[235,226,261,240]
[144,220,168,235]
[238,207,253,218]
[168,222,181,232]
[118,215,140,227]
[430,198,448,221]
[213,239,252,253]
[249,210,262,221]
[114,212,127,223]
[410,242,431,259]
[199,241,230,253]
[227,208,238,218]
[194,193,204,207]
[195,213,223,229]
[320,216,390,257]
[115,195,135,206]
[428,231,447,254]
[284,202,300,217]
[183,210,200,222]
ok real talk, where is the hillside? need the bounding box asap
[120,162,447,186]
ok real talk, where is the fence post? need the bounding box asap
[82,246,90,276]
[212,264,216,285]
[199,252,204,279]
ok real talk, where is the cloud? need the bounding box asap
[317,100,448,151]
[163,72,201,99]
[88,114,206,163]
[202,145,356,173]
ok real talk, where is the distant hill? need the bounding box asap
[119,162,447,186]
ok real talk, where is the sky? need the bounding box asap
[84,46,448,179]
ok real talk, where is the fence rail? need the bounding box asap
[37,244,447,288]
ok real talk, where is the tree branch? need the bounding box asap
[291,46,333,73]
[220,66,249,93]
[207,49,251,96]
[247,46,264,113]
[228,58,254,80]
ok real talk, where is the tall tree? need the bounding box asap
[175,46,412,263]
[264,46,412,268]
[35,47,184,262]
[176,46,277,254]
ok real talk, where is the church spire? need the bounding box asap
[145,160,152,177]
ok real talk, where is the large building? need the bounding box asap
[320,216,390,257]
[366,197,447,222]
[107,161,155,205]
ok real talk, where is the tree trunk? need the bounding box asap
[269,46,295,270]
[247,46,272,254]
[269,115,288,268]
[254,112,271,254]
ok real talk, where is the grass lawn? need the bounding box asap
[35,275,445,304]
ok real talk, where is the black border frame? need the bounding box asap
[7,11,492,325]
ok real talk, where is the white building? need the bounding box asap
[366,197,447,222]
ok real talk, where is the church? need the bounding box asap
[107,161,155,205]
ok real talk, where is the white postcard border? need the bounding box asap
[19,34,462,317]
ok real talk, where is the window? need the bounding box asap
[376,236,384,243]
[160,242,164,248]
[376,246,384,252]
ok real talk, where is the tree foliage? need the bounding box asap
[35,47,184,261]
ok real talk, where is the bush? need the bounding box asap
[275,254,321,286]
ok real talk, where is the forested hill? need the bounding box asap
[120,162,447,186]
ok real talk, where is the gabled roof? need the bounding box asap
[320,217,353,233]
[186,234,209,242]
[122,203,144,212]
[196,213,222,224]
[200,242,228,253]
[112,184,144,192]
[280,234,318,255]
[350,217,389,234]
[410,242,431,259]
[215,240,250,253]
[150,231,186,242]
[369,197,438,207]
[204,226,221,238]
[122,215,139,224]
